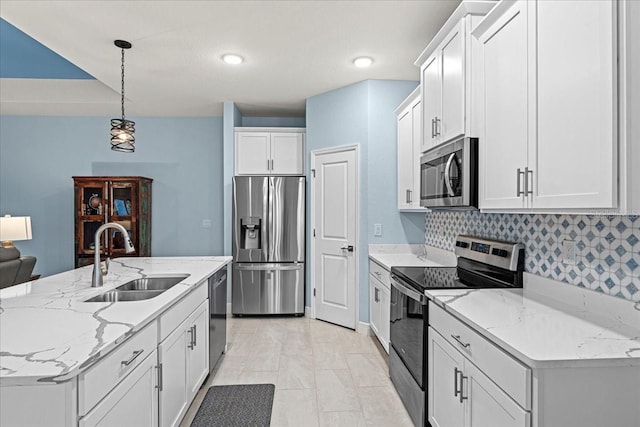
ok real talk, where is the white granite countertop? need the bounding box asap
[426,274,640,369]
[369,244,457,270]
[0,256,231,385]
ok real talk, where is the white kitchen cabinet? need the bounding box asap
[416,2,494,150]
[395,87,426,211]
[476,0,617,211]
[235,128,305,175]
[80,349,158,427]
[368,260,390,353]
[159,299,210,427]
[186,300,209,399]
[429,329,530,427]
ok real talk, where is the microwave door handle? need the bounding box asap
[444,153,456,197]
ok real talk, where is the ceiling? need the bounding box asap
[0,0,461,117]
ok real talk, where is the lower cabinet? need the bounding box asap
[159,300,209,427]
[428,329,529,427]
[369,261,390,353]
[80,349,158,427]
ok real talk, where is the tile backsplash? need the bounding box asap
[424,212,639,302]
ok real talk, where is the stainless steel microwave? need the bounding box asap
[420,137,478,209]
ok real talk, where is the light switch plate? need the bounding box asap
[562,239,576,264]
[374,223,382,237]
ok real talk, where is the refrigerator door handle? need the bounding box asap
[268,177,275,261]
[234,264,303,271]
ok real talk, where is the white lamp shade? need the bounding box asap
[0,215,32,241]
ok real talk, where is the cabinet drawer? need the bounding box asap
[159,280,207,342]
[368,260,390,289]
[429,302,531,410]
[79,321,158,415]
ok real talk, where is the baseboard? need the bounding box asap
[227,303,232,315]
[356,321,372,336]
[304,306,313,318]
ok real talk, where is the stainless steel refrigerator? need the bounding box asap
[232,176,305,315]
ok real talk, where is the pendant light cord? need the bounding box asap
[120,48,126,121]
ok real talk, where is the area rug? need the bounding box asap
[190,383,275,427]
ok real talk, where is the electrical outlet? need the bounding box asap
[374,223,383,237]
[562,239,576,264]
[202,219,212,229]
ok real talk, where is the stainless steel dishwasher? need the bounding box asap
[209,267,227,372]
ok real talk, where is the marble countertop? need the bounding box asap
[0,256,231,385]
[426,274,640,368]
[368,244,457,270]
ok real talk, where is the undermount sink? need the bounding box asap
[115,275,189,292]
[84,290,164,303]
[83,274,189,302]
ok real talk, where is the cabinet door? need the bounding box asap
[159,322,189,427]
[186,301,209,400]
[80,350,158,427]
[410,100,423,209]
[270,132,304,175]
[369,277,381,338]
[378,284,390,354]
[235,132,271,175]
[440,21,465,143]
[465,362,530,427]
[531,0,616,209]
[477,0,530,209]
[422,54,441,151]
[397,106,414,209]
[428,328,465,427]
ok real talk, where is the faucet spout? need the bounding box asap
[92,222,135,287]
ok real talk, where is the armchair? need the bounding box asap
[0,247,36,289]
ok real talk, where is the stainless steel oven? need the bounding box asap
[389,276,428,427]
[420,137,478,209]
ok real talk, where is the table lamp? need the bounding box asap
[0,215,32,249]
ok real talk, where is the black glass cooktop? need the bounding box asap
[391,258,523,293]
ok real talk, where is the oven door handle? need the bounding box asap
[444,153,456,197]
[391,275,427,304]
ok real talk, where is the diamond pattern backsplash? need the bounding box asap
[424,212,640,302]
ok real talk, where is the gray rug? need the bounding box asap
[190,384,275,427]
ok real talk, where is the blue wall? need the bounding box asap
[306,79,419,323]
[0,116,224,277]
[241,116,306,127]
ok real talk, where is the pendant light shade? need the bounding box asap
[110,39,135,153]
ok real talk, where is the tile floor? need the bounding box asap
[180,316,414,427]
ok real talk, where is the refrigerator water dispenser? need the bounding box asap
[241,217,261,250]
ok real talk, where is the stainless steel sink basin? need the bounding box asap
[84,290,164,303]
[115,275,189,292]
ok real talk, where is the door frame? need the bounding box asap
[309,144,360,327]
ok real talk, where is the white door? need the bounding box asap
[312,146,358,329]
[186,302,209,400]
[422,54,441,151]
[158,323,189,427]
[235,132,271,175]
[271,132,305,175]
[477,0,530,209]
[440,21,465,143]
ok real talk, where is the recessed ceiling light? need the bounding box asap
[353,56,373,68]
[222,54,243,65]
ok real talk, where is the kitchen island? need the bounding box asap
[0,256,231,427]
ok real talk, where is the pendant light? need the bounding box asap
[110,40,135,152]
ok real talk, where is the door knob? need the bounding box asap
[340,245,354,252]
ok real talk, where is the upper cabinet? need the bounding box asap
[475,0,618,211]
[415,1,496,151]
[235,128,305,175]
[395,87,426,211]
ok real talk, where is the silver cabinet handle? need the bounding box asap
[454,367,462,398]
[451,334,470,349]
[406,189,412,203]
[517,168,524,196]
[271,159,274,170]
[121,349,144,367]
[187,326,195,350]
[267,159,270,171]
[431,118,436,138]
[374,271,382,277]
[156,364,163,390]
[434,117,441,137]
[374,287,379,303]
[525,167,533,195]
[192,324,197,347]
[444,153,456,197]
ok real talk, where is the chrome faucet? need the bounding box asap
[92,222,135,287]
